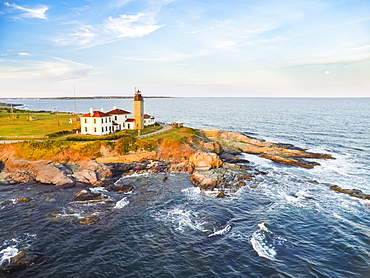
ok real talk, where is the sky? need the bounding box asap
[0,0,369,98]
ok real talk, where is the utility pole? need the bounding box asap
[56,108,61,126]
[10,104,15,120]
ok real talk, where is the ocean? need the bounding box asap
[0,97,369,277]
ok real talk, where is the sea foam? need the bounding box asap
[251,223,276,261]
[114,197,129,209]
[208,224,231,237]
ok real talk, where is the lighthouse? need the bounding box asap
[134,89,144,130]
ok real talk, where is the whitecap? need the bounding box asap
[251,223,276,261]
[251,231,276,261]
[208,224,231,237]
[181,187,201,195]
[0,246,19,266]
[181,187,202,200]
[258,222,270,233]
[90,187,108,194]
[118,172,150,181]
[157,208,207,233]
[320,163,351,177]
[113,197,129,209]
[241,153,272,168]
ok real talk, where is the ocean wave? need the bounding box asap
[0,233,37,267]
[251,223,276,261]
[90,187,109,194]
[114,197,129,209]
[155,207,208,233]
[0,246,19,267]
[208,224,231,237]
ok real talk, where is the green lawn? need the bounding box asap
[0,112,80,137]
[146,127,196,140]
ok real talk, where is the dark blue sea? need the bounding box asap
[1,97,370,277]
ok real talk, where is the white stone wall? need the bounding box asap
[112,113,132,130]
[144,117,155,126]
[81,116,112,135]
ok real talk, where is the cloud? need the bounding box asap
[4,2,48,19]
[54,25,97,47]
[103,13,164,38]
[118,49,209,62]
[0,57,94,81]
[275,54,370,68]
[54,12,164,48]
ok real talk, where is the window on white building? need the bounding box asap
[94,119,96,124]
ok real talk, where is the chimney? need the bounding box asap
[114,106,117,109]
[101,108,104,112]
[90,108,93,117]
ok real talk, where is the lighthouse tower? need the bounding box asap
[134,89,144,130]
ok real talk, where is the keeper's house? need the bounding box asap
[80,90,155,136]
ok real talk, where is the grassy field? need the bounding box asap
[0,112,80,137]
[146,127,195,140]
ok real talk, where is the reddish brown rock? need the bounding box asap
[216,191,230,198]
[72,160,112,186]
[72,189,102,202]
[189,152,222,171]
[79,215,99,225]
[203,129,334,168]
[330,185,370,200]
[4,158,74,186]
[17,197,31,203]
[169,162,194,173]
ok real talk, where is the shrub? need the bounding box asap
[114,136,137,155]
[15,140,73,160]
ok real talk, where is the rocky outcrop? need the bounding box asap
[190,166,253,191]
[330,185,370,200]
[4,158,74,186]
[203,130,334,168]
[0,251,39,273]
[73,160,112,186]
[188,151,222,170]
[1,158,113,188]
[72,189,103,202]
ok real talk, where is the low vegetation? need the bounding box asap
[13,140,113,162]
[147,127,196,141]
[0,110,79,137]
[0,107,198,162]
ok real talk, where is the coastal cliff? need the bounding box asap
[0,127,334,191]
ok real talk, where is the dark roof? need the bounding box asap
[144,114,154,119]
[125,118,135,122]
[112,121,119,126]
[134,91,144,101]
[81,111,111,118]
[108,109,131,115]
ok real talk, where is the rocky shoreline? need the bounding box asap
[1,128,368,202]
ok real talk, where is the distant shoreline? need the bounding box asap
[0,96,177,100]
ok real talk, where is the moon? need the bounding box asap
[325,71,330,75]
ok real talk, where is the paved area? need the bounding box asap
[138,124,173,138]
[0,140,25,144]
